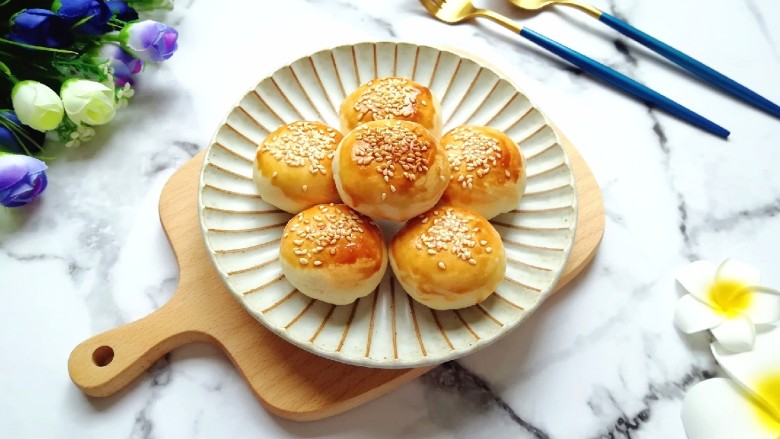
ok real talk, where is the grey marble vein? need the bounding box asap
[689,197,780,241]
[424,362,550,439]
[80,219,128,331]
[604,1,698,262]
[589,366,715,439]
[145,276,178,310]
[144,141,200,178]
[745,0,780,62]
[1,248,87,284]
[130,355,173,439]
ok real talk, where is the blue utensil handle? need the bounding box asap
[518,27,730,138]
[599,12,780,119]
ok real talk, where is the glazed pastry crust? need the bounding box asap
[253,121,342,213]
[279,204,387,305]
[333,120,450,222]
[439,125,526,219]
[390,206,506,310]
[339,77,442,138]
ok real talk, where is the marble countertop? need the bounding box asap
[2,0,780,438]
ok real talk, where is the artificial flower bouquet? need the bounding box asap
[0,0,178,208]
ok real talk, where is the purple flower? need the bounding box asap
[95,43,144,86]
[53,0,112,35]
[106,1,138,22]
[119,20,178,62]
[8,9,74,48]
[0,112,45,155]
[0,154,48,208]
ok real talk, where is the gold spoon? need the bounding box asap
[505,0,780,118]
[506,0,600,17]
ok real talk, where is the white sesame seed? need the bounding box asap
[418,209,484,265]
[352,122,431,186]
[272,171,278,178]
[438,261,446,270]
[381,192,387,200]
[313,260,322,266]
[480,240,488,246]
[299,258,309,265]
[302,184,308,192]
[485,247,493,253]
[353,78,420,121]
[469,258,477,265]
[260,122,338,172]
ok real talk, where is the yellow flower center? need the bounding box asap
[708,279,751,316]
[750,373,780,433]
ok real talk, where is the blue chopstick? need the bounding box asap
[518,27,730,138]
[598,12,780,119]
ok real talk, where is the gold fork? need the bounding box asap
[418,0,729,138]
[506,0,780,119]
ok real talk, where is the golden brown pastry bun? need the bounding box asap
[333,120,450,222]
[439,126,527,219]
[253,121,342,213]
[390,206,505,310]
[339,77,442,137]
[280,204,387,305]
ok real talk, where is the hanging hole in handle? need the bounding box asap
[92,346,114,367]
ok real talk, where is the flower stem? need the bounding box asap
[102,34,121,43]
[0,38,78,54]
[70,15,96,31]
[0,60,18,84]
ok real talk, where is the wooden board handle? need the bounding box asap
[67,295,209,397]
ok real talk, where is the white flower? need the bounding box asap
[115,83,135,109]
[60,79,117,126]
[682,326,780,439]
[11,80,65,131]
[674,259,780,352]
[65,124,96,148]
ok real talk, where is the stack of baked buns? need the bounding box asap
[253,76,527,311]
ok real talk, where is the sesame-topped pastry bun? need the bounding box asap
[439,126,526,220]
[253,121,343,213]
[333,120,450,222]
[280,204,387,305]
[340,77,442,138]
[390,206,506,310]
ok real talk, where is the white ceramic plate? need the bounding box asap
[198,42,577,368]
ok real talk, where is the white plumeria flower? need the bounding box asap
[682,326,780,439]
[674,259,780,352]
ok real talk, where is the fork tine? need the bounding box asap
[418,0,440,15]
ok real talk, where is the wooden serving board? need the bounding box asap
[68,133,604,421]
